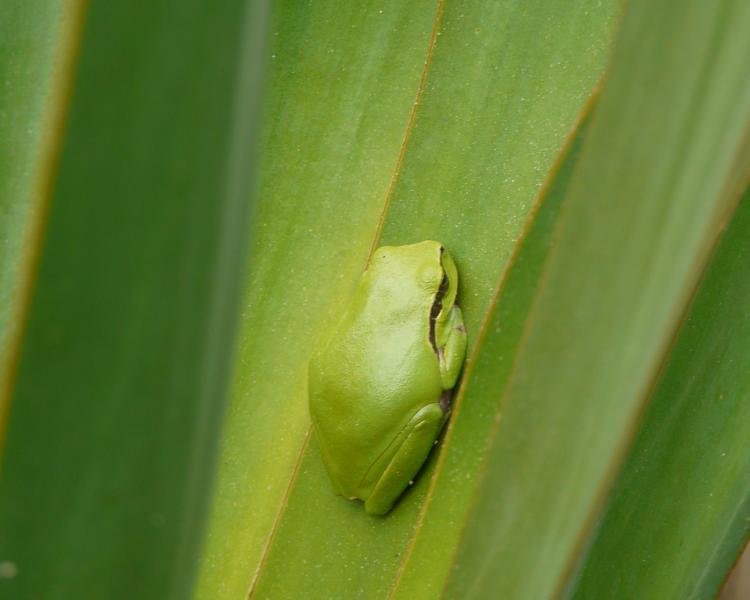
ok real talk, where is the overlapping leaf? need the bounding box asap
[447,1,750,598]
[0,1,267,598]
[390,101,594,600]
[570,187,750,599]
[0,0,64,413]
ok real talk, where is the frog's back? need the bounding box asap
[309,245,443,497]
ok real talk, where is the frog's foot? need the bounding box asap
[363,403,446,516]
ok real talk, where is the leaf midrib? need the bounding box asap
[246,0,446,596]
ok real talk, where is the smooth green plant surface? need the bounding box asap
[571,188,750,599]
[212,0,621,598]
[196,2,442,596]
[0,0,63,383]
[391,101,592,600]
[447,0,750,598]
[0,1,267,598]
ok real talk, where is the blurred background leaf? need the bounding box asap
[0,1,267,598]
[0,0,64,393]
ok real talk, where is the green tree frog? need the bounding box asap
[308,240,467,515]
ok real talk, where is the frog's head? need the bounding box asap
[370,240,459,352]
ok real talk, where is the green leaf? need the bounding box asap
[216,1,619,599]
[569,187,750,599]
[390,96,594,600]
[446,0,750,598]
[196,3,443,597]
[0,0,65,387]
[0,1,267,598]
[8,1,744,598]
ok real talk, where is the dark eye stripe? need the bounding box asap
[428,273,449,352]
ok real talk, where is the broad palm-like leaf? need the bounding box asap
[1,0,749,598]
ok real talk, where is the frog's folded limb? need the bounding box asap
[438,305,467,390]
[363,403,446,516]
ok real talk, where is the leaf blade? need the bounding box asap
[446,1,750,597]
[248,1,619,597]
[569,187,750,599]
[391,93,596,600]
[0,1,267,598]
[195,3,442,598]
[0,0,69,439]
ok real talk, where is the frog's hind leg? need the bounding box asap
[364,403,446,516]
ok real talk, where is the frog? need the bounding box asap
[308,240,467,515]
